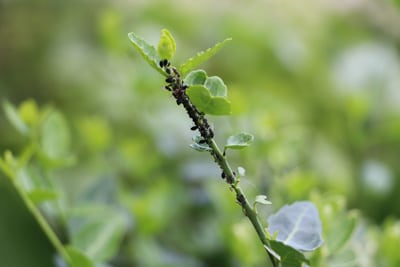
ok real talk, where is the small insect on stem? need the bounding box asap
[221,171,226,179]
[191,125,198,131]
[166,76,174,83]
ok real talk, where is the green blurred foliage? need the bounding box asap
[1,0,400,266]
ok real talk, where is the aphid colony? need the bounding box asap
[159,59,236,184]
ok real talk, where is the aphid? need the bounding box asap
[165,68,171,74]
[221,171,226,179]
[190,125,198,131]
[164,85,172,91]
[165,76,174,83]
[208,128,214,138]
[198,139,207,144]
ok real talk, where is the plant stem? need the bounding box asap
[208,140,278,267]
[160,60,279,267]
[2,159,72,265]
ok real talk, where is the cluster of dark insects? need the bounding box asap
[159,59,214,140]
[159,59,235,184]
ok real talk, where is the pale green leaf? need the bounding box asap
[179,38,232,76]
[190,135,211,152]
[128,32,165,76]
[40,111,71,161]
[186,85,231,116]
[184,69,207,86]
[204,76,227,97]
[69,205,126,263]
[225,133,254,149]
[268,201,323,252]
[3,101,29,135]
[237,166,246,177]
[255,195,272,206]
[326,211,358,254]
[157,29,176,60]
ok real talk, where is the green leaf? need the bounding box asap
[27,188,59,204]
[3,101,29,135]
[157,29,176,60]
[205,76,227,97]
[225,133,254,149]
[268,201,323,252]
[186,85,231,116]
[237,166,246,177]
[18,99,39,127]
[128,32,165,76]
[179,37,232,76]
[269,240,310,267]
[65,246,95,267]
[190,135,211,152]
[184,70,228,97]
[254,195,272,206]
[325,211,357,254]
[40,111,71,162]
[184,69,207,86]
[69,205,126,263]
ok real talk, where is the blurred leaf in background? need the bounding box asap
[1,0,400,266]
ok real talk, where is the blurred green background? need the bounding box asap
[1,0,400,266]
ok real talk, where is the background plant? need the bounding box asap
[1,1,400,266]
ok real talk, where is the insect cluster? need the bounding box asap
[159,59,237,184]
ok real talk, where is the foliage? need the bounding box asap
[1,1,400,266]
[129,29,322,266]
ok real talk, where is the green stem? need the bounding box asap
[160,61,279,266]
[208,140,278,266]
[6,169,72,265]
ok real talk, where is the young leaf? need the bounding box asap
[190,143,212,152]
[205,76,227,97]
[254,195,272,206]
[3,101,29,135]
[179,38,232,76]
[186,85,231,116]
[190,135,212,152]
[40,111,71,161]
[128,32,165,76]
[184,69,207,86]
[225,133,254,150]
[237,166,246,177]
[268,201,323,252]
[269,240,310,267]
[157,29,176,60]
[18,99,39,127]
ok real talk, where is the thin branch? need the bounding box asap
[159,60,279,267]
